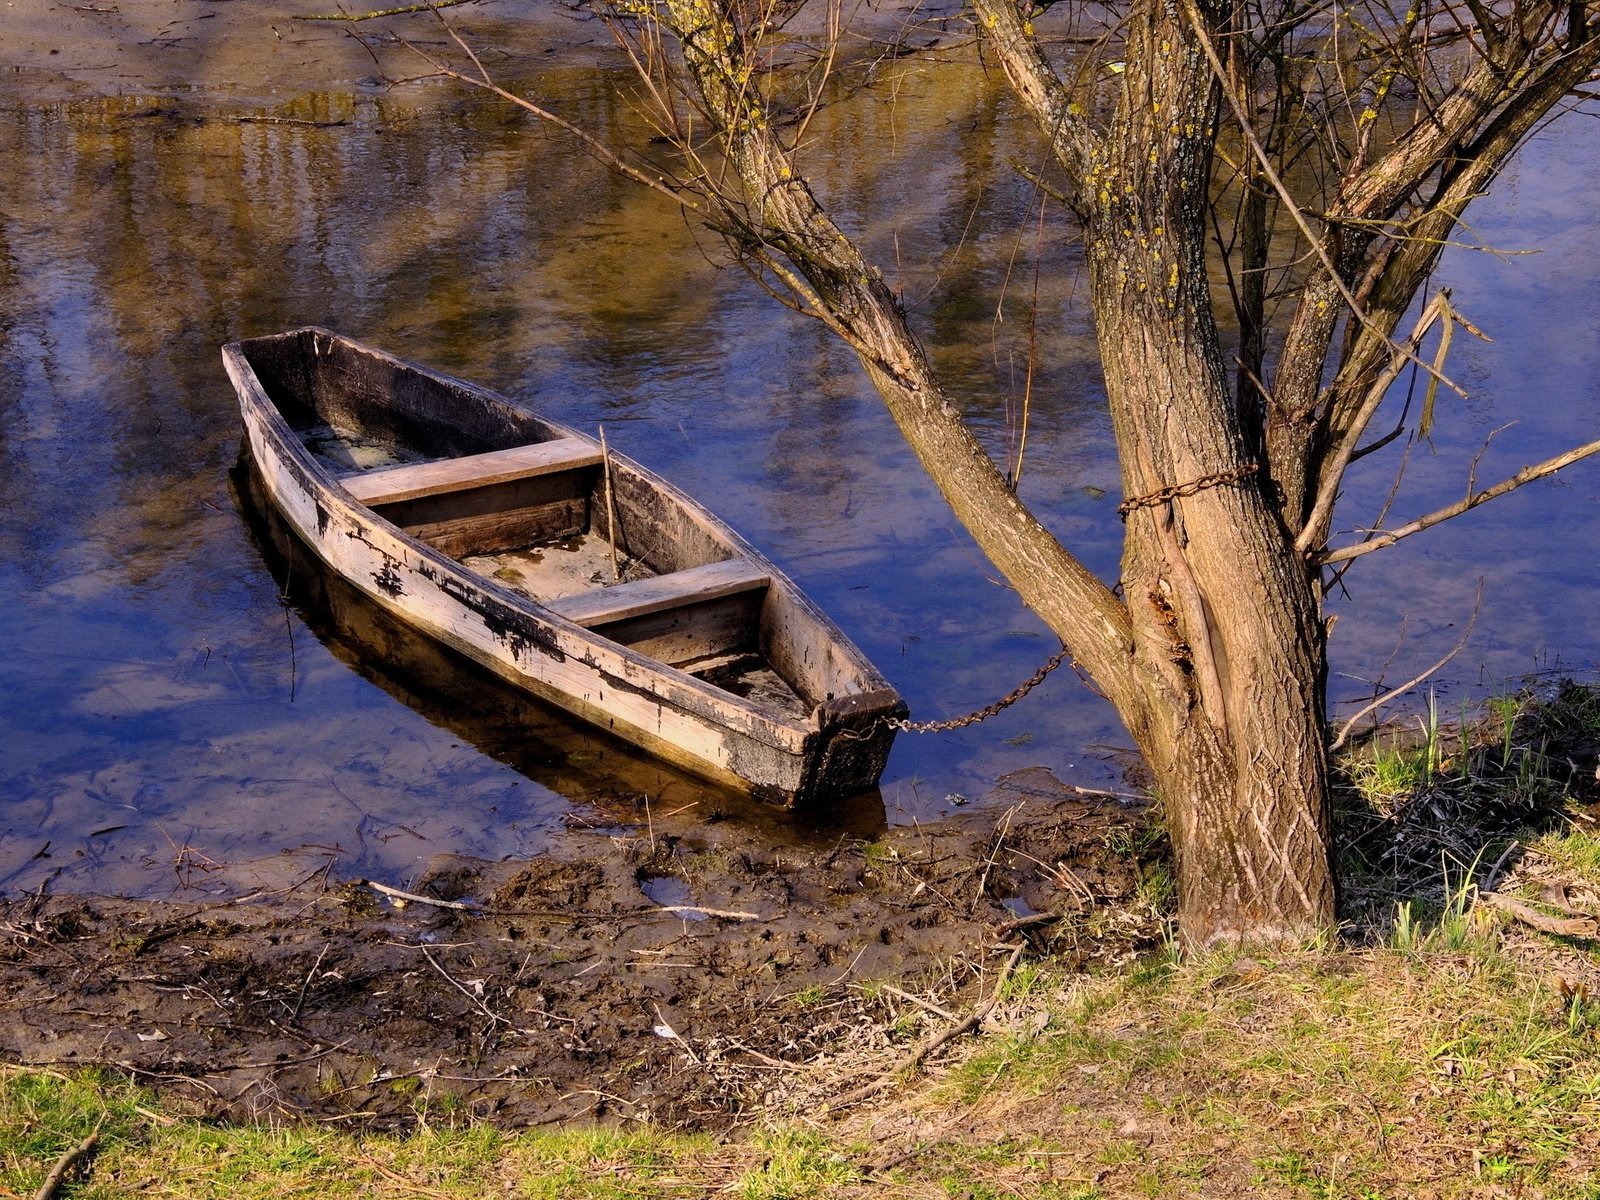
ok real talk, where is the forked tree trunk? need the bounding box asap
[1090,246,1337,943]
[1078,0,1336,944]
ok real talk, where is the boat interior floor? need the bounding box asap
[463,535,655,605]
[301,423,430,473]
[297,425,816,722]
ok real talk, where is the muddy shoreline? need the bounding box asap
[1,780,1154,1129]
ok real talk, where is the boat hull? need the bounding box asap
[224,328,902,804]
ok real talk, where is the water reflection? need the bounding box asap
[1,29,1597,899]
[0,56,1130,899]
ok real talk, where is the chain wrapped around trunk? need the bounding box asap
[888,646,1073,733]
[1117,461,1258,520]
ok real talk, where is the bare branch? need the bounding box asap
[968,0,1103,197]
[1318,436,1600,566]
[654,0,1140,700]
[1184,0,1467,405]
[1304,33,1600,534]
[390,33,702,212]
[1295,290,1450,553]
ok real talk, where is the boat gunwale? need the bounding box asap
[222,331,901,758]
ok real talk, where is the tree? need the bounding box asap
[407,0,1600,946]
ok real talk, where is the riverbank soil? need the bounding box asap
[0,778,1154,1128]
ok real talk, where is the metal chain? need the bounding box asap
[889,646,1073,733]
[1117,461,1259,521]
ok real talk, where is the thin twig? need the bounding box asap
[1182,0,1467,405]
[874,984,957,1021]
[418,945,509,1026]
[1328,584,1482,752]
[291,942,331,1023]
[1318,436,1600,565]
[1481,840,1520,893]
[828,943,1026,1112]
[354,1153,459,1200]
[363,879,481,912]
[972,804,1021,912]
[211,1038,356,1072]
[229,116,350,127]
[652,1003,701,1064]
[390,33,699,211]
[995,909,1063,934]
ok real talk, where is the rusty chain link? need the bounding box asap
[1117,461,1259,521]
[888,646,1073,733]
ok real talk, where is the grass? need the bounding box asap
[7,680,1600,1199]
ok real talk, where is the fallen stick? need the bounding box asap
[362,880,481,913]
[1477,890,1600,938]
[34,1131,99,1200]
[874,983,957,1021]
[655,904,763,921]
[828,943,1026,1113]
[995,909,1063,935]
[418,945,509,1027]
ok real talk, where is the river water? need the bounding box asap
[2,5,1597,898]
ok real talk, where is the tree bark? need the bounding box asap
[978,0,1337,943]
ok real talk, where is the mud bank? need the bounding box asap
[0,776,1156,1130]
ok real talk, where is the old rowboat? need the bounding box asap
[224,327,904,804]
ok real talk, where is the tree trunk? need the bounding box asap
[1080,0,1336,945]
[1095,259,1338,943]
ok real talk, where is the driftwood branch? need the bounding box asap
[1318,436,1600,565]
[34,1131,100,1200]
[1477,890,1600,938]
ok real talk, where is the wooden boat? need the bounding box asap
[223,327,904,805]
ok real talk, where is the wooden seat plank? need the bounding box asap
[342,438,602,506]
[546,559,770,628]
